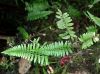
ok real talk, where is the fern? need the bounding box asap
[79,26,97,49]
[86,11,100,27]
[17,26,29,40]
[27,11,52,21]
[2,38,72,66]
[25,0,52,21]
[40,41,72,56]
[67,5,81,19]
[56,9,76,39]
[88,0,100,8]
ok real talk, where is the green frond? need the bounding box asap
[86,26,97,33]
[67,5,81,19]
[79,26,97,49]
[40,41,72,57]
[79,32,94,49]
[17,26,29,40]
[88,0,100,8]
[2,38,72,66]
[25,0,49,12]
[56,9,76,39]
[25,0,52,21]
[86,11,100,26]
[27,11,52,21]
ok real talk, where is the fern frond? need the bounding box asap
[27,11,52,21]
[88,0,100,8]
[25,0,49,12]
[79,26,97,49]
[67,5,81,19]
[25,0,52,21]
[86,25,97,33]
[56,9,76,39]
[79,32,94,49]
[17,26,29,40]
[2,38,72,66]
[40,41,72,57]
[86,11,100,26]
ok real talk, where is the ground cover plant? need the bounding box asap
[0,0,100,74]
